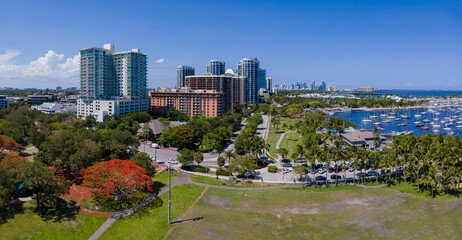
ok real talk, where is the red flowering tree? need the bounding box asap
[0,136,20,157]
[80,159,153,203]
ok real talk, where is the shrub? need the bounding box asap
[216,169,230,176]
[180,165,207,173]
[194,167,207,173]
[268,165,278,173]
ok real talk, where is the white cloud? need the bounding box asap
[0,49,21,63]
[154,57,164,63]
[0,49,80,85]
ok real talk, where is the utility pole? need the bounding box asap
[168,163,172,224]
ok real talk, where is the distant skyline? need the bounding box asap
[0,0,460,90]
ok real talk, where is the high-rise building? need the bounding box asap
[77,44,148,121]
[0,96,8,110]
[257,68,266,91]
[176,65,195,88]
[311,81,316,90]
[150,87,224,117]
[206,60,225,75]
[232,76,247,104]
[319,81,327,90]
[238,58,259,103]
[185,74,247,112]
[266,78,272,90]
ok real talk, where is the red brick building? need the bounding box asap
[149,87,224,117]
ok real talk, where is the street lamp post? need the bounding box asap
[168,163,172,224]
[283,169,285,184]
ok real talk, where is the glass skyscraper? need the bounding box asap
[176,65,195,88]
[257,68,266,90]
[80,43,147,100]
[206,60,225,75]
[238,58,259,103]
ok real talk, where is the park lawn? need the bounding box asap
[277,131,304,158]
[100,184,205,240]
[387,181,462,200]
[0,201,106,240]
[190,175,296,187]
[152,170,181,187]
[267,117,300,158]
[166,186,462,240]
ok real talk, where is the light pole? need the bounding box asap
[168,163,172,224]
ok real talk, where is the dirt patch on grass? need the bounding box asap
[278,207,320,215]
[205,196,232,208]
[62,184,111,218]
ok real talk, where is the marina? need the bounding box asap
[332,98,462,136]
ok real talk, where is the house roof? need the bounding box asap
[341,130,385,143]
[147,119,187,135]
[149,119,169,135]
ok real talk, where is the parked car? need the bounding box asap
[283,168,292,174]
[282,162,292,168]
[356,172,367,177]
[367,171,379,176]
[348,167,355,172]
[150,143,159,148]
[330,174,342,180]
[315,176,327,181]
[168,159,178,165]
[295,159,305,163]
[318,168,327,174]
[310,168,318,174]
[150,156,156,162]
[345,177,355,182]
[315,164,323,169]
[300,176,313,183]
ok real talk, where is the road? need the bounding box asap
[138,144,178,163]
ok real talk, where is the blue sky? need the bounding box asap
[0,0,461,89]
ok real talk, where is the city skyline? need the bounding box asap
[0,0,461,90]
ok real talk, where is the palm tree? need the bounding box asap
[278,147,288,161]
[295,144,305,161]
[322,144,331,188]
[224,150,236,177]
[272,118,280,133]
[217,155,226,169]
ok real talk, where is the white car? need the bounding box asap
[150,143,159,148]
[283,168,292,174]
[150,156,156,162]
[168,159,178,165]
[318,168,327,174]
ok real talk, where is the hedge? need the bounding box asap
[268,165,278,173]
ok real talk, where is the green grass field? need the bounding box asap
[0,201,106,240]
[267,117,301,158]
[100,184,205,240]
[166,186,462,240]
[277,131,304,158]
